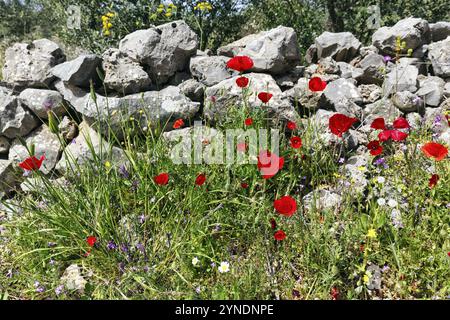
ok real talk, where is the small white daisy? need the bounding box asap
[387,199,398,208]
[377,198,386,206]
[192,257,200,266]
[218,261,230,273]
[376,176,386,184]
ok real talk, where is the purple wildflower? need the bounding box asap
[120,244,129,253]
[34,281,45,293]
[374,157,389,169]
[118,164,130,179]
[55,285,64,295]
[383,56,392,63]
[43,99,54,111]
[139,214,146,224]
[107,241,117,250]
[136,243,145,253]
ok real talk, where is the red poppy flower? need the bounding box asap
[241,182,249,189]
[309,77,327,92]
[257,150,285,179]
[378,130,408,142]
[274,230,286,241]
[287,121,297,130]
[236,76,249,88]
[245,118,253,126]
[371,118,386,130]
[18,155,45,171]
[195,174,206,186]
[270,218,277,230]
[448,252,450,258]
[421,142,448,161]
[330,287,339,300]
[258,92,273,104]
[393,117,410,129]
[429,174,439,188]
[226,56,254,72]
[329,114,358,137]
[290,136,302,149]
[367,141,383,156]
[274,195,297,217]
[86,236,97,247]
[173,119,185,129]
[154,173,169,186]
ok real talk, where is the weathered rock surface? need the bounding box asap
[430,21,450,42]
[0,160,19,193]
[0,136,10,154]
[9,125,61,175]
[55,81,200,137]
[372,17,431,55]
[416,76,445,107]
[51,54,101,88]
[428,37,450,78]
[2,39,65,88]
[178,79,205,102]
[102,48,151,94]
[314,32,362,62]
[19,88,66,119]
[119,20,198,85]
[0,87,39,139]
[392,91,421,112]
[218,26,301,74]
[384,60,419,94]
[56,122,127,173]
[355,53,385,85]
[205,73,295,121]
[190,55,236,86]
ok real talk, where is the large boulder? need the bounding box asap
[55,81,200,138]
[283,78,323,110]
[204,73,295,121]
[190,55,236,86]
[363,98,401,123]
[416,76,445,107]
[355,53,385,85]
[430,22,450,42]
[51,54,101,88]
[320,78,363,117]
[428,37,450,78]
[56,122,126,174]
[372,17,431,55]
[19,89,66,119]
[178,79,205,103]
[392,91,422,112]
[384,60,419,94]
[0,87,39,139]
[217,26,301,75]
[119,20,198,85]
[9,125,62,175]
[2,39,65,88]
[314,32,361,62]
[102,48,151,95]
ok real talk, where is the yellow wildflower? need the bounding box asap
[106,12,115,18]
[105,161,112,169]
[363,274,370,284]
[367,229,377,239]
